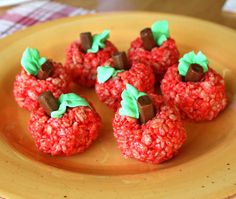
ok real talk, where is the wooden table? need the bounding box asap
[0,0,235,29]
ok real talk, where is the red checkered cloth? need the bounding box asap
[0,0,95,38]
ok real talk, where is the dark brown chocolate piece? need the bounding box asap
[185,64,204,82]
[80,32,93,52]
[38,91,59,116]
[140,28,156,51]
[37,60,54,80]
[137,95,155,124]
[112,51,129,70]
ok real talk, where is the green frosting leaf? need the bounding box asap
[151,20,170,46]
[178,51,209,76]
[21,48,47,76]
[119,84,146,119]
[87,30,110,53]
[51,93,90,118]
[97,65,123,83]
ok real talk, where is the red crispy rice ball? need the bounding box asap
[95,63,155,111]
[112,94,186,164]
[65,40,117,87]
[128,38,179,82]
[161,65,227,121]
[14,61,70,112]
[29,105,101,156]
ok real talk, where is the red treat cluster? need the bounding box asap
[29,105,101,156]
[13,61,70,112]
[65,40,118,87]
[161,65,227,121]
[128,38,179,82]
[112,94,186,164]
[95,63,155,111]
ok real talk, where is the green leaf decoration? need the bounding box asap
[39,57,47,66]
[87,30,110,53]
[119,84,147,119]
[21,48,47,76]
[97,65,124,83]
[120,98,138,118]
[151,20,170,46]
[178,51,209,76]
[113,70,124,77]
[51,93,90,118]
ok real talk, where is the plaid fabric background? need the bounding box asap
[223,0,236,14]
[0,0,95,38]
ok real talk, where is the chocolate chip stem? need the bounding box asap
[80,32,93,52]
[38,91,59,116]
[112,51,129,70]
[140,28,156,51]
[137,95,155,124]
[185,64,204,82]
[37,60,54,80]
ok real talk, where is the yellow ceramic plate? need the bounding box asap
[0,12,236,199]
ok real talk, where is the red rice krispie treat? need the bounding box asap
[14,48,70,112]
[112,84,186,164]
[65,30,118,87]
[161,51,227,121]
[95,52,155,111]
[29,92,101,156]
[128,20,179,82]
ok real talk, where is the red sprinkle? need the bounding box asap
[161,65,227,121]
[29,104,101,156]
[112,94,186,164]
[65,40,118,87]
[128,37,179,82]
[95,62,155,111]
[13,61,70,112]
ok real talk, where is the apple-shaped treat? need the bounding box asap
[95,52,155,111]
[14,48,70,111]
[128,20,179,82]
[29,91,102,156]
[161,51,227,121]
[65,30,118,87]
[112,84,186,164]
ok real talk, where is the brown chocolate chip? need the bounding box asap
[137,95,155,124]
[37,60,54,80]
[80,32,93,52]
[38,91,59,116]
[140,28,156,51]
[185,64,204,82]
[112,51,129,70]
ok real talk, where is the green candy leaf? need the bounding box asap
[21,48,47,76]
[119,98,138,118]
[97,66,115,83]
[195,51,208,72]
[97,65,124,83]
[39,57,47,66]
[26,61,39,75]
[87,30,110,53]
[126,84,139,98]
[121,90,133,102]
[151,20,170,46]
[113,70,124,77]
[51,93,90,118]
[178,51,209,76]
[119,84,147,119]
[157,34,168,46]
[51,104,67,118]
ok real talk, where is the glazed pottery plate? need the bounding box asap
[0,12,236,199]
